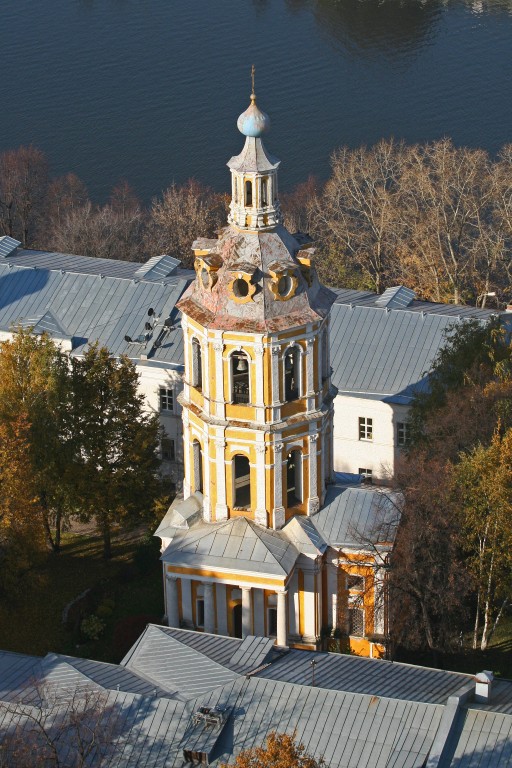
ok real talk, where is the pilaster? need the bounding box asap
[272,443,285,529]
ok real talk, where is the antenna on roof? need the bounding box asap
[124,335,133,343]
[148,308,154,317]
[145,322,152,331]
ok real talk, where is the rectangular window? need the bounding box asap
[397,422,410,448]
[268,607,278,637]
[159,387,174,412]
[347,575,365,592]
[161,438,176,462]
[196,598,205,627]
[358,417,373,441]
[348,607,365,637]
[358,468,373,484]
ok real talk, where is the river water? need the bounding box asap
[2,0,512,202]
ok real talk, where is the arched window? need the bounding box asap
[245,180,253,207]
[192,440,203,493]
[231,351,250,404]
[321,330,329,381]
[261,178,268,207]
[284,346,301,402]
[233,454,251,510]
[286,449,302,506]
[191,338,202,389]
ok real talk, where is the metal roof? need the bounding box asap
[0,236,21,258]
[312,483,399,548]
[330,289,501,403]
[161,517,300,578]
[256,648,473,705]
[229,636,275,672]
[143,626,246,670]
[375,285,416,309]
[121,625,240,699]
[443,708,512,767]
[133,254,181,281]
[0,248,190,364]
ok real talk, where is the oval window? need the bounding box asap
[233,278,249,298]
[278,275,292,297]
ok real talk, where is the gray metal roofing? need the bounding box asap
[444,708,512,767]
[229,636,275,672]
[256,648,472,705]
[0,236,21,258]
[0,650,40,701]
[193,676,445,768]
[330,288,501,402]
[121,625,240,699]
[161,517,300,577]
[48,654,171,698]
[148,626,246,670]
[0,248,190,364]
[312,483,399,547]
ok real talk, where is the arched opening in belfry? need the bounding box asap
[284,346,300,402]
[261,177,268,206]
[286,449,302,507]
[245,180,253,207]
[233,454,251,510]
[192,439,203,493]
[191,338,202,389]
[231,351,250,404]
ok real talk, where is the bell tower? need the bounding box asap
[177,80,337,531]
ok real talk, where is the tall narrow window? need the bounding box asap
[245,180,253,207]
[231,351,250,404]
[159,387,174,412]
[284,346,300,402]
[397,422,410,448]
[192,440,203,493]
[261,178,268,206]
[358,417,373,441]
[233,454,251,509]
[191,338,202,389]
[286,449,302,506]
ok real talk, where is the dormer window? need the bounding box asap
[245,180,253,207]
[268,263,298,302]
[227,264,257,304]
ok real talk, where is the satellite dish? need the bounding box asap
[145,322,152,331]
[148,308,154,317]
[124,335,132,343]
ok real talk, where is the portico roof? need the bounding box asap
[161,516,300,579]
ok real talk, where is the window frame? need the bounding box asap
[358,417,373,441]
[397,421,410,448]
[159,387,174,413]
[161,437,176,462]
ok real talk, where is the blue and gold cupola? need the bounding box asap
[228,68,281,231]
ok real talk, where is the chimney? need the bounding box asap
[475,670,494,703]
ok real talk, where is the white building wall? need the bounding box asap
[332,394,410,482]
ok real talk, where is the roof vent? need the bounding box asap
[475,670,494,703]
[375,285,416,310]
[183,706,231,766]
[0,236,21,258]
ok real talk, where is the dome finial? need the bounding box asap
[251,64,256,102]
[237,66,270,138]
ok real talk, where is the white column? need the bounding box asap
[374,566,385,635]
[308,433,319,516]
[181,578,193,627]
[253,588,265,636]
[302,569,316,641]
[273,443,285,530]
[288,570,299,638]
[213,341,225,419]
[277,590,288,647]
[203,582,215,634]
[270,346,281,422]
[327,564,339,631]
[215,438,228,520]
[241,587,252,638]
[254,444,267,526]
[306,337,315,411]
[216,584,228,636]
[254,342,265,423]
[166,575,180,628]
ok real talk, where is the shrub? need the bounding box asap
[81,614,105,641]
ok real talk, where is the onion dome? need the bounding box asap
[237,94,271,138]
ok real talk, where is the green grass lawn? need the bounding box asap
[0,526,163,663]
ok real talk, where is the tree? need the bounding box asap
[144,179,227,268]
[0,146,48,246]
[0,683,119,767]
[223,731,325,768]
[0,329,74,552]
[452,430,512,650]
[70,344,161,558]
[0,413,46,595]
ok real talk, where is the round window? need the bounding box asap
[201,268,209,289]
[277,275,292,297]
[233,278,249,298]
